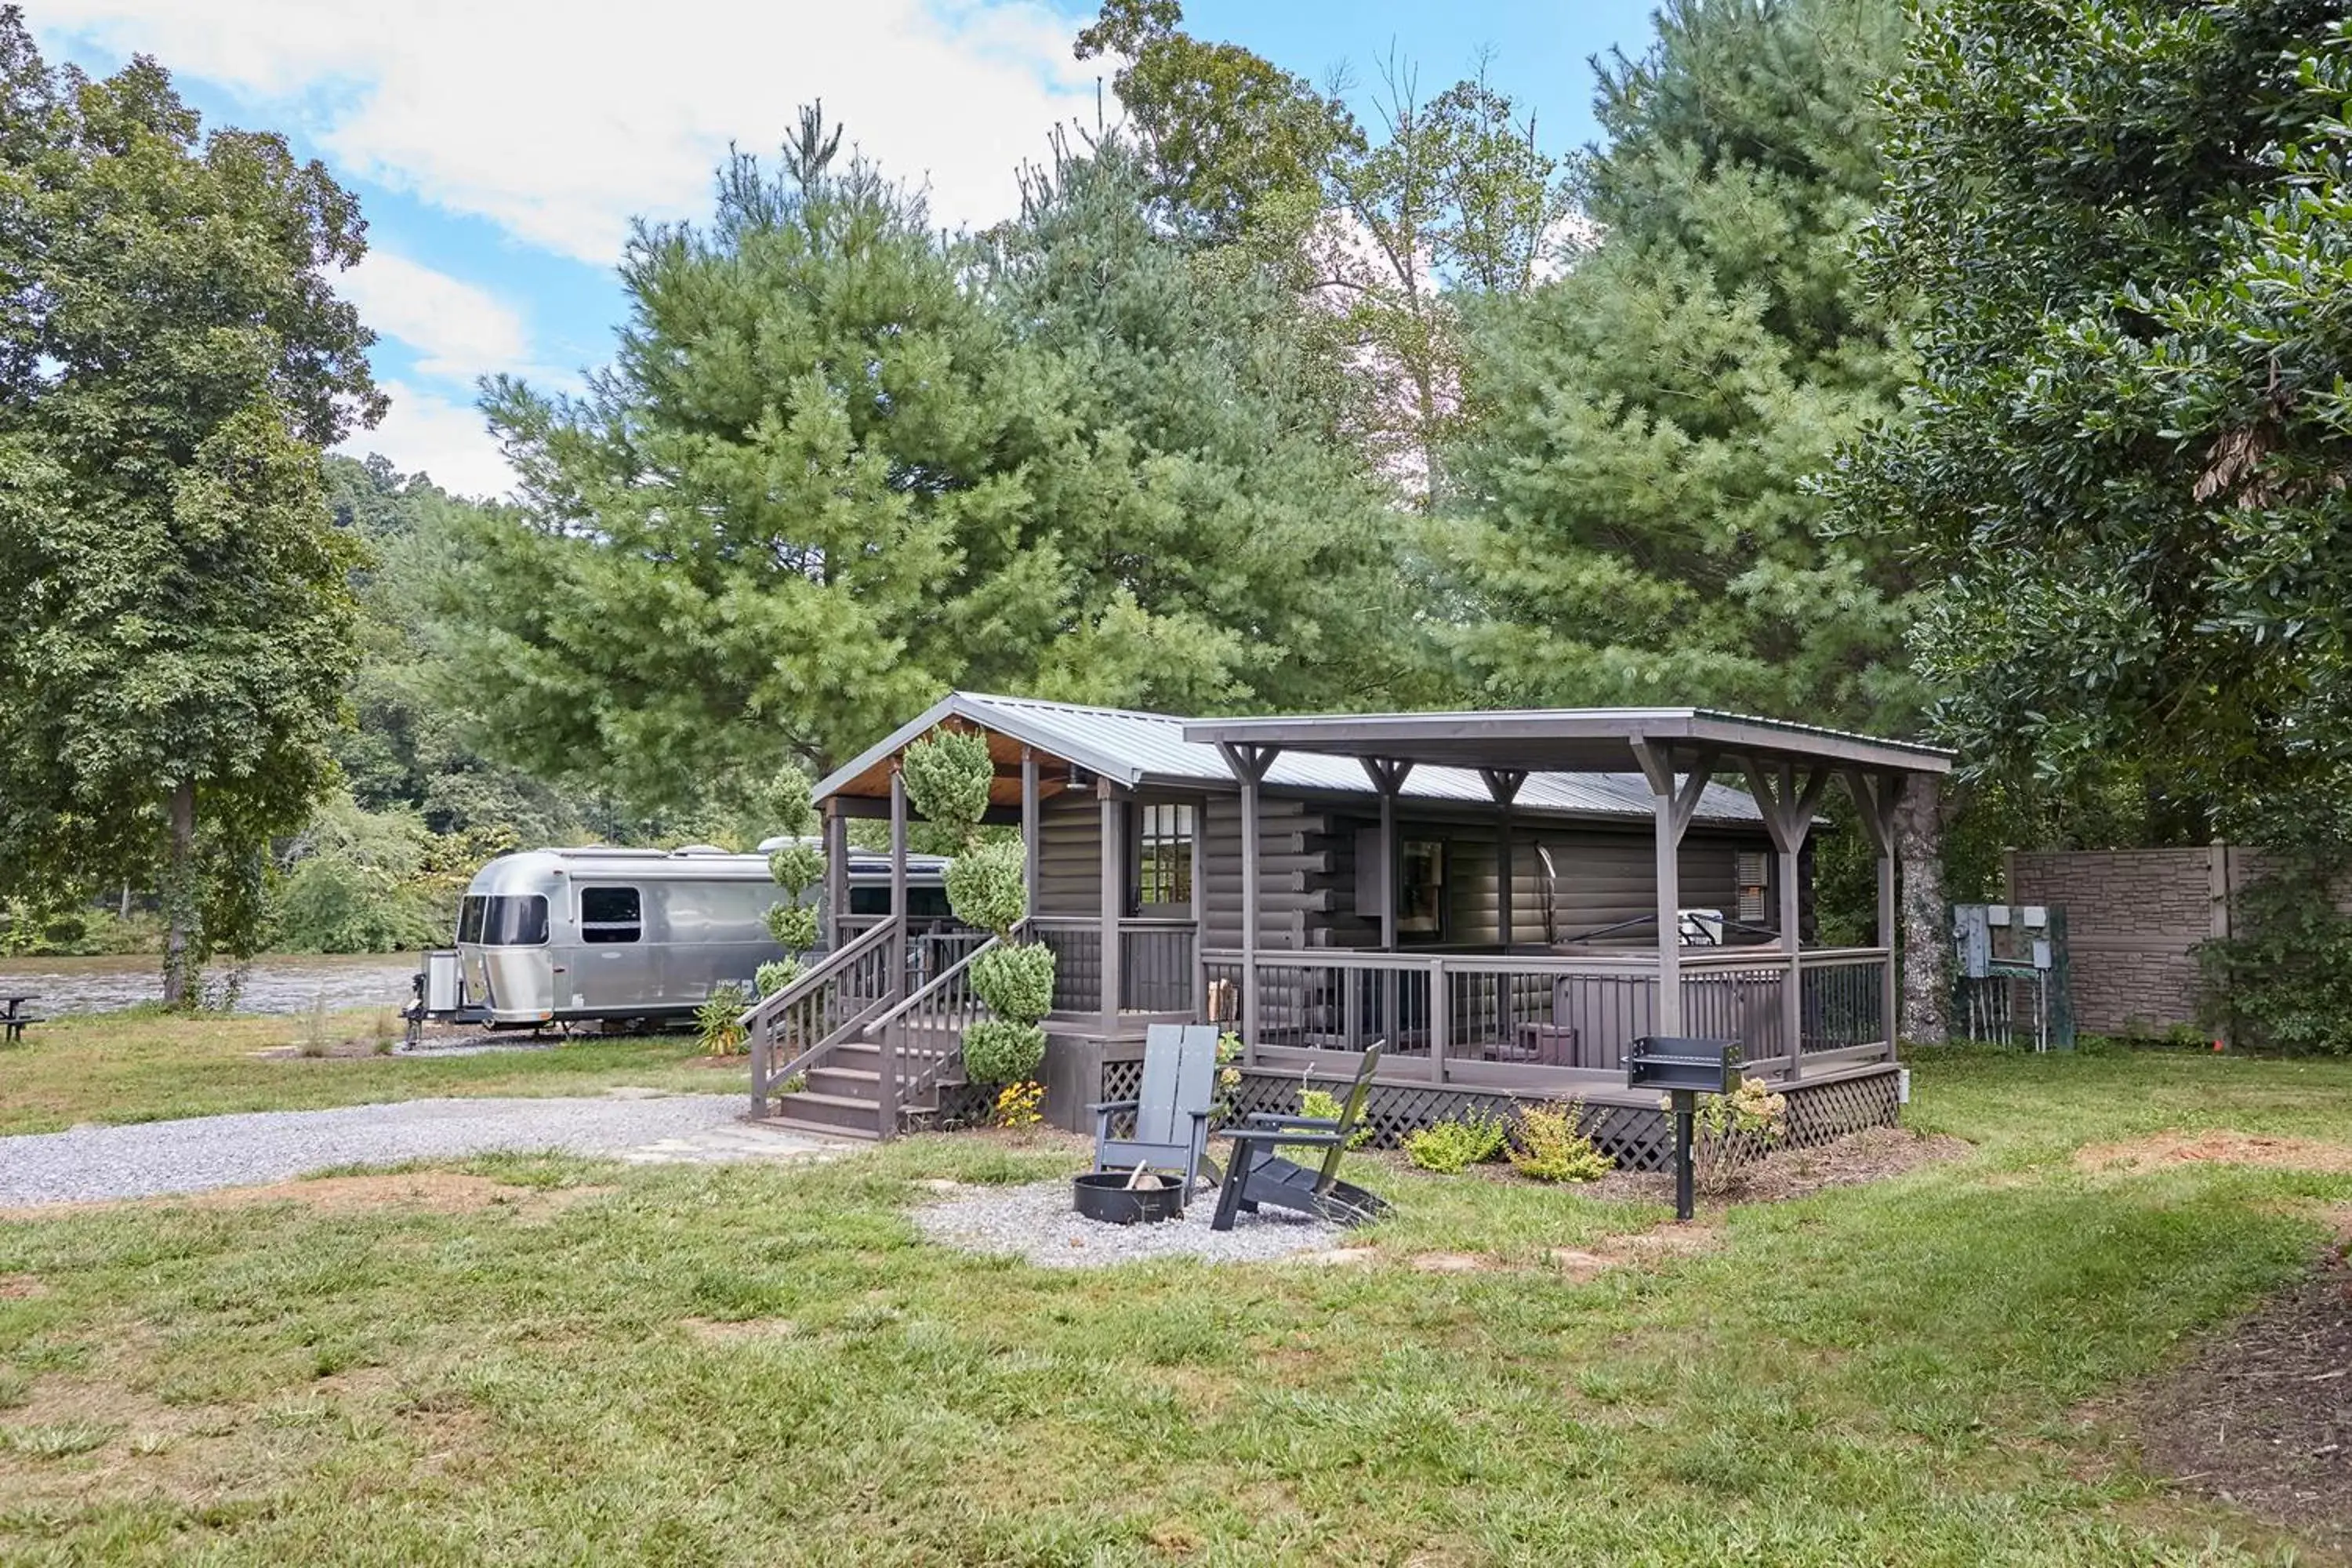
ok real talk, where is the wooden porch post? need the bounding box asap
[1844,768,1902,1062]
[1743,758,1831,1080]
[1483,769,1526,950]
[1218,743,1279,1059]
[884,760,908,1136]
[1020,746,1040,909]
[821,798,848,952]
[1099,782,1123,1035]
[1631,742,1718,1041]
[1189,791,1209,1021]
[1362,758,1414,1073]
[1631,739,1684,1037]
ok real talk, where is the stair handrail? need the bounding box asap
[746,915,901,1113]
[860,932,1000,1040]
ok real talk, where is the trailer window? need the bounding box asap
[458,896,485,944]
[579,886,641,944]
[847,886,951,919]
[474,895,546,946]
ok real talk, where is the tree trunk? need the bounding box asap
[118,880,132,920]
[161,780,196,1007]
[1895,773,1948,1045]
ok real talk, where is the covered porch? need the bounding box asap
[1179,709,1951,1105]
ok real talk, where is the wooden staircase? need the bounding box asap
[742,917,1001,1140]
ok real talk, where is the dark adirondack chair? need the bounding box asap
[1210,1041,1392,1232]
[1090,1023,1223,1205]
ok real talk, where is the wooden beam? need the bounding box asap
[1100,783,1123,1032]
[1629,738,1683,1036]
[1020,746,1040,911]
[1219,743,1269,1057]
[821,798,848,952]
[1484,768,1526,954]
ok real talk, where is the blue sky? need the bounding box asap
[30,1,1660,498]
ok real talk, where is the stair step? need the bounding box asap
[763,1115,881,1142]
[774,1090,883,1134]
[804,1065,879,1097]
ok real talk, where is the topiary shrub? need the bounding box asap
[961,1018,1047,1084]
[945,837,1028,938]
[758,772,823,996]
[901,729,993,831]
[971,942,1055,1022]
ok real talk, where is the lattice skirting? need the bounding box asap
[1217,1064,1901,1172]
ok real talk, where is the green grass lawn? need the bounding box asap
[0,1011,739,1135]
[1,1044,2349,1564]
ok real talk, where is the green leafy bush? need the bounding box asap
[1508,1102,1612,1183]
[1403,1112,1508,1174]
[945,837,1028,936]
[1689,1076,1788,1195]
[1301,1087,1372,1149]
[961,1018,1047,1084]
[971,942,1055,1022]
[901,729,993,832]
[697,983,750,1056]
[753,958,798,998]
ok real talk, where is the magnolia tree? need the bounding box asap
[899,731,1054,1083]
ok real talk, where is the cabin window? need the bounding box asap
[1398,840,1446,942]
[464,894,546,947]
[579,886,642,944]
[1134,802,1195,913]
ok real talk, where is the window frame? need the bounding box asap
[1131,800,1197,916]
[577,884,644,945]
[1396,837,1446,943]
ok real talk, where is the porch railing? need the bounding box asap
[1119,919,1195,1012]
[742,915,901,1115]
[1200,944,1894,1087]
[860,932,1002,1133]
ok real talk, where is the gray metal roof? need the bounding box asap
[815,692,1773,827]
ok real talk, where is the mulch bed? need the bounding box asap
[2118,1221,2352,1553]
[1377,1124,1973,1206]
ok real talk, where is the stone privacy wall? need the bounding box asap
[2005,847,2230,1035]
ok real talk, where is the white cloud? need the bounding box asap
[339,250,535,383]
[344,380,515,502]
[37,0,1098,263]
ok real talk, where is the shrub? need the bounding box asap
[1688,1076,1788,1195]
[766,840,824,895]
[753,958,798,998]
[1301,1087,1373,1149]
[971,942,1055,1022]
[1508,1102,1612,1183]
[697,983,750,1056]
[763,899,820,953]
[1403,1112,1508,1174]
[901,729,993,832]
[961,1018,1047,1084]
[944,837,1028,936]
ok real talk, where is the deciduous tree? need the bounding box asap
[0,15,383,1001]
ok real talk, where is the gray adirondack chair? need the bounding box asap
[1210,1040,1392,1232]
[1089,1023,1223,1205]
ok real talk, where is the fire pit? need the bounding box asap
[1072,1170,1185,1225]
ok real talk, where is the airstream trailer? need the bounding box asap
[441,844,949,1030]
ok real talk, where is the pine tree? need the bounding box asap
[1441,0,1918,729]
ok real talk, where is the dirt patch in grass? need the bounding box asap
[2112,1222,2352,1555]
[681,1316,801,1343]
[0,1275,46,1300]
[0,1172,612,1221]
[2077,1129,2352,1177]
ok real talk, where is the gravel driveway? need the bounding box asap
[0,1094,843,1207]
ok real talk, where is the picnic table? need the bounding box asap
[2,993,42,1044]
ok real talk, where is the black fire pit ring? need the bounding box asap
[1073,1171,1185,1225]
